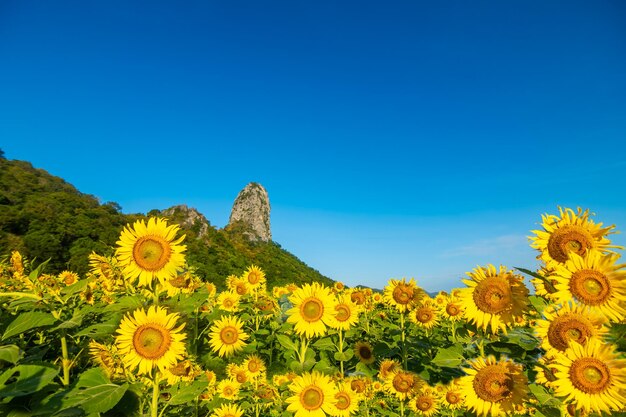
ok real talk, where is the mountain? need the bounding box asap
[0,154,333,289]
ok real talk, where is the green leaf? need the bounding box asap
[529,384,561,408]
[75,368,110,387]
[76,323,119,338]
[167,376,209,406]
[0,345,21,364]
[2,312,58,340]
[431,345,464,368]
[312,337,336,351]
[276,335,298,351]
[0,364,60,399]
[102,295,143,313]
[333,350,354,362]
[61,383,129,414]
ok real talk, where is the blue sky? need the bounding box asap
[2,1,626,291]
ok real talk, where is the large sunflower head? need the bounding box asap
[115,217,186,287]
[409,299,441,329]
[383,278,423,312]
[551,339,626,415]
[208,315,249,358]
[242,265,266,290]
[242,354,266,380]
[530,207,621,266]
[285,371,338,416]
[459,265,529,334]
[328,294,362,331]
[286,282,337,338]
[115,306,187,376]
[551,250,626,322]
[459,356,528,417]
[217,290,241,312]
[534,301,608,353]
[333,381,361,417]
[409,386,441,416]
[216,378,241,400]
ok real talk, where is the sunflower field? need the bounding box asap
[1,207,626,417]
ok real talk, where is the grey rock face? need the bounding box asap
[228,182,271,241]
[162,205,210,238]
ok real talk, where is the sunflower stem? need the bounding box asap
[400,312,408,369]
[400,399,405,417]
[299,336,309,366]
[339,328,344,377]
[151,371,160,417]
[60,335,71,386]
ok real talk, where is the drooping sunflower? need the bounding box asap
[328,294,362,331]
[384,369,422,400]
[242,265,266,291]
[354,341,375,365]
[208,315,249,357]
[210,403,244,417]
[551,250,626,322]
[409,299,440,329]
[459,265,529,334]
[378,359,401,380]
[161,272,201,297]
[458,356,528,417]
[530,207,621,266]
[285,371,338,417]
[551,339,626,415]
[217,291,241,312]
[408,386,441,416]
[534,301,608,353]
[89,341,122,379]
[534,355,558,389]
[286,282,337,338]
[115,306,187,375]
[383,278,423,312]
[162,360,200,386]
[116,217,186,287]
[333,381,361,417]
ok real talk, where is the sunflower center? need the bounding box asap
[335,304,351,322]
[335,392,351,410]
[248,359,261,373]
[472,365,514,403]
[393,373,415,393]
[358,345,373,360]
[235,371,247,383]
[416,396,434,411]
[569,358,611,394]
[547,315,592,351]
[133,236,172,271]
[547,225,593,263]
[235,283,247,295]
[247,271,261,284]
[220,326,239,345]
[569,269,611,305]
[473,277,513,314]
[393,285,414,305]
[300,386,324,410]
[301,298,324,322]
[446,303,461,316]
[223,299,234,308]
[446,391,461,404]
[416,307,434,323]
[133,324,171,359]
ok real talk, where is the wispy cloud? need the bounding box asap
[440,234,529,258]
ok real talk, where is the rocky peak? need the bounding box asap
[228,182,271,242]
[162,205,210,238]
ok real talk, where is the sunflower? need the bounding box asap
[348,341,372,365]
[534,301,608,353]
[530,207,621,266]
[534,356,558,389]
[551,250,626,322]
[383,278,423,312]
[210,403,244,417]
[162,360,200,386]
[285,371,338,417]
[409,299,440,329]
[378,359,401,380]
[161,272,201,297]
[459,356,527,417]
[116,217,186,287]
[58,270,79,286]
[89,341,122,379]
[333,381,361,417]
[226,364,249,384]
[459,265,529,334]
[243,354,266,380]
[217,291,241,312]
[208,315,249,357]
[217,378,241,400]
[242,265,266,290]
[286,282,337,338]
[441,296,464,321]
[115,306,187,376]
[409,386,441,416]
[384,369,422,400]
[328,294,362,331]
[551,339,626,414]
[441,379,464,411]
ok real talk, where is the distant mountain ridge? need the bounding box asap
[0,154,333,289]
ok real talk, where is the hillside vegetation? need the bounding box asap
[0,154,332,288]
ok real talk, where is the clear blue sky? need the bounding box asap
[2,1,626,291]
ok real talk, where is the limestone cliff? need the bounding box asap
[227,182,271,242]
